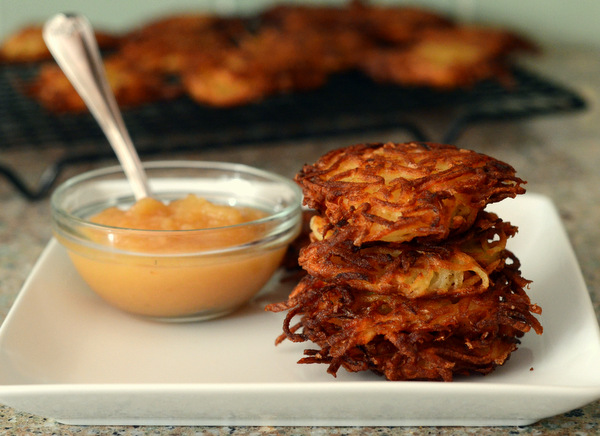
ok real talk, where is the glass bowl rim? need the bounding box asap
[51,160,303,236]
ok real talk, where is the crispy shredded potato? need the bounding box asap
[267,262,542,381]
[268,141,541,382]
[300,211,516,298]
[297,142,525,245]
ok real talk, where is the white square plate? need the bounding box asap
[0,193,599,426]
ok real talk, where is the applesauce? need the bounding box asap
[51,161,302,322]
[61,194,287,319]
[89,194,268,252]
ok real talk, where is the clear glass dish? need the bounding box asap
[50,160,302,322]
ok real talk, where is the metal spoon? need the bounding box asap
[43,13,151,200]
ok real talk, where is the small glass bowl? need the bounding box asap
[51,161,302,322]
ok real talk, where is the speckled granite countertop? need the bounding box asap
[1,46,599,435]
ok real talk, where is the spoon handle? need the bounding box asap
[43,13,151,200]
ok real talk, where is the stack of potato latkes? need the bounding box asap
[267,142,542,381]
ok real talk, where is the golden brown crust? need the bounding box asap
[266,264,542,381]
[296,142,525,245]
[299,211,516,298]
[268,141,540,382]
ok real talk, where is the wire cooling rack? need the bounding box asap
[0,64,587,200]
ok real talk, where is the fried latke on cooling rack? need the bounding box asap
[181,22,380,106]
[181,27,331,107]
[267,142,542,381]
[297,142,525,245]
[4,2,536,112]
[361,25,537,89]
[26,57,181,113]
[118,14,246,75]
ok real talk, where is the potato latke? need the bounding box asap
[267,142,541,381]
[300,211,516,298]
[296,142,525,245]
[4,3,536,111]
